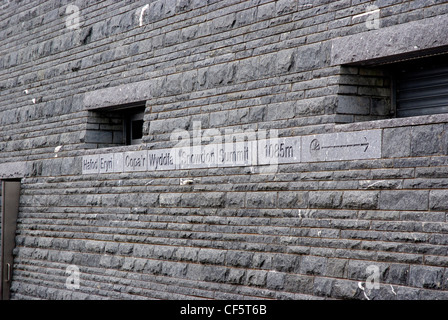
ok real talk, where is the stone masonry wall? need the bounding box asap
[0,182,2,266]
[1,0,448,300]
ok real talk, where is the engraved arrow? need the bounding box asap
[318,137,370,152]
[363,136,369,152]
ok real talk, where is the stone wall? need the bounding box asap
[0,181,2,266]
[1,0,448,300]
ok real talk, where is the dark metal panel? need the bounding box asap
[1,180,21,300]
[397,64,448,117]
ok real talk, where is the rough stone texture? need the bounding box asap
[331,13,448,66]
[1,0,448,301]
[0,182,2,261]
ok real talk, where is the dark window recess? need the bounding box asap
[131,120,144,140]
[86,102,146,148]
[395,54,448,117]
[125,110,144,145]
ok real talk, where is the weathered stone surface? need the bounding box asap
[313,277,334,297]
[429,190,448,211]
[0,161,28,178]
[411,125,444,156]
[342,191,379,209]
[308,191,343,209]
[331,13,448,66]
[300,256,327,276]
[379,191,429,211]
[84,80,152,110]
[3,0,448,302]
[266,271,285,290]
[382,127,411,158]
[409,266,445,290]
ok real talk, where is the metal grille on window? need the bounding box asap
[396,62,448,117]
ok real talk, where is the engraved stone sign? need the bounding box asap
[175,144,218,169]
[99,154,114,174]
[113,153,124,173]
[82,155,99,174]
[123,151,148,172]
[148,148,176,171]
[217,141,256,167]
[80,130,382,174]
[258,137,301,165]
[301,129,382,162]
